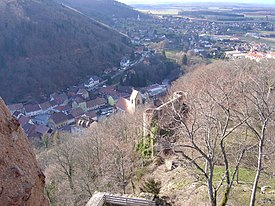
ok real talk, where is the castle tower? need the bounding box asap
[130,89,143,110]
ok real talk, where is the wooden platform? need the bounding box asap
[86,192,156,206]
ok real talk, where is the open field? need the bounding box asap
[138,9,180,15]
[257,30,275,35]
[240,36,275,48]
[165,50,180,61]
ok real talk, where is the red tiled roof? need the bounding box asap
[49,112,68,125]
[18,116,30,126]
[39,101,52,111]
[85,111,97,119]
[24,104,41,113]
[115,97,134,114]
[55,105,71,112]
[53,93,68,105]
[35,125,50,135]
[98,85,116,94]
[77,89,88,95]
[70,108,85,118]
[74,96,85,104]
[86,98,106,109]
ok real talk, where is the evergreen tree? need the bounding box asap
[161,50,166,58]
[140,178,161,196]
[181,54,188,65]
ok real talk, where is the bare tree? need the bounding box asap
[54,139,76,192]
[234,61,275,206]
[163,61,258,206]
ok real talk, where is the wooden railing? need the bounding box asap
[102,195,156,206]
[97,196,105,206]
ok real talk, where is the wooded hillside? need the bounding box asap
[0,0,132,103]
[59,0,149,25]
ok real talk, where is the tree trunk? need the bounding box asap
[220,140,230,206]
[220,187,230,206]
[207,165,216,206]
[250,138,264,206]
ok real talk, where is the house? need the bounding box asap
[67,86,79,98]
[48,112,69,130]
[231,53,247,59]
[18,115,33,127]
[31,114,50,125]
[86,97,107,111]
[245,52,265,62]
[50,100,59,109]
[24,104,42,117]
[146,84,167,98]
[77,88,89,99]
[67,114,75,125]
[52,105,72,115]
[72,96,87,112]
[98,85,131,106]
[98,85,117,96]
[28,125,50,141]
[8,103,24,113]
[225,50,243,59]
[56,93,69,106]
[84,75,100,88]
[84,111,98,121]
[50,93,68,106]
[120,57,130,68]
[13,111,23,119]
[39,101,53,114]
[22,123,36,136]
[70,107,85,119]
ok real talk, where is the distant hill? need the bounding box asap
[0,0,132,103]
[58,0,149,25]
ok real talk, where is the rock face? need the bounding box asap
[0,97,49,206]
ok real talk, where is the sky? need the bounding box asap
[117,0,275,5]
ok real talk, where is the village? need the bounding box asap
[7,48,168,146]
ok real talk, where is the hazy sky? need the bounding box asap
[117,0,275,5]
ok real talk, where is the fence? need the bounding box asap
[102,194,156,206]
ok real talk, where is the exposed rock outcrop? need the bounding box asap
[0,97,49,206]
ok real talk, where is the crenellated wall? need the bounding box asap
[143,91,186,137]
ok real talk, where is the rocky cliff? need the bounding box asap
[0,97,49,206]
